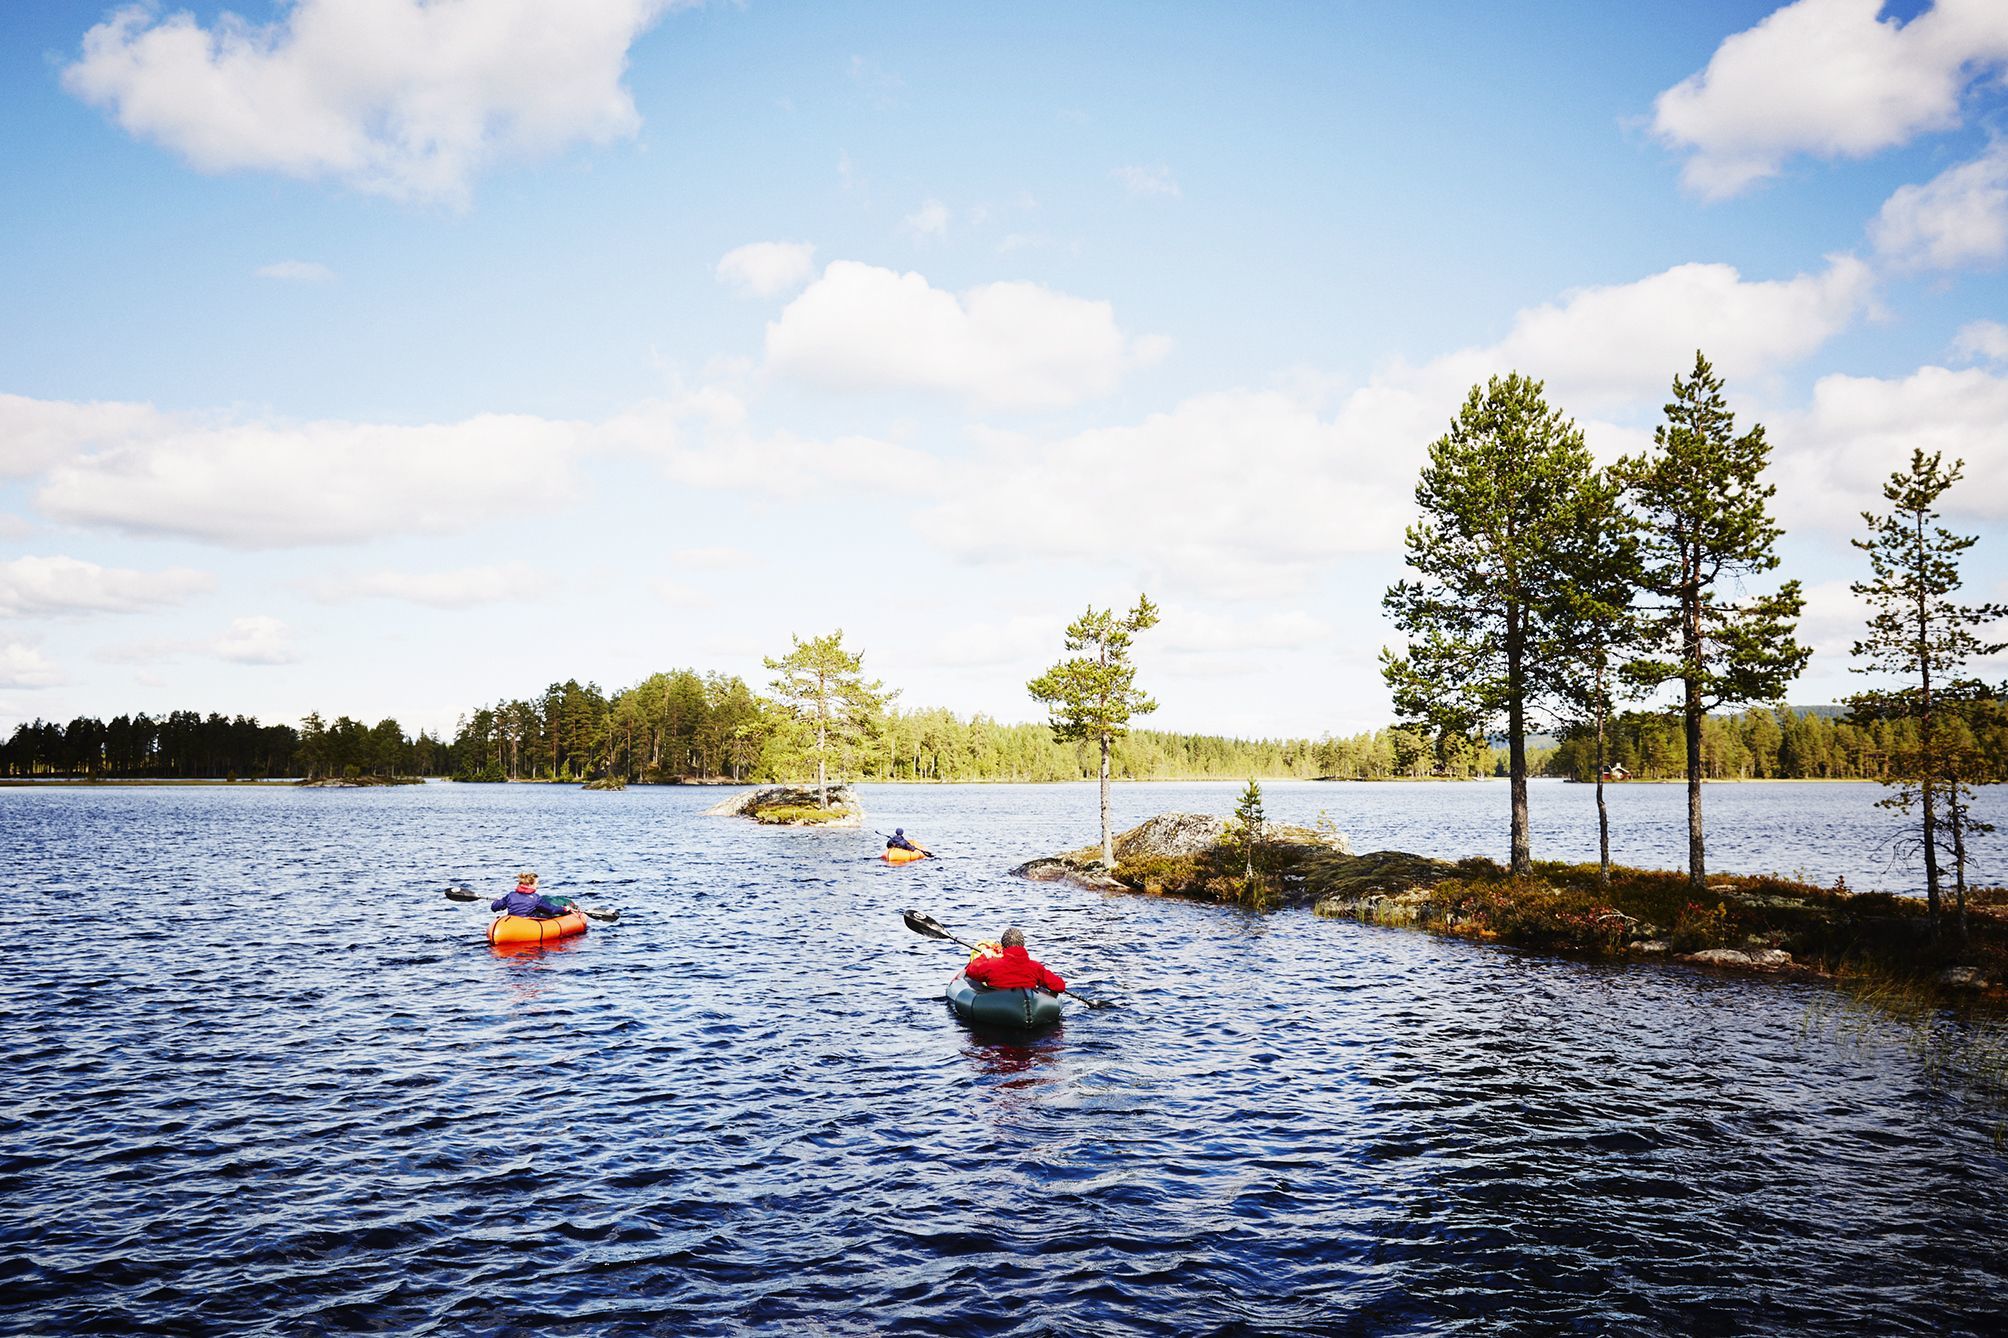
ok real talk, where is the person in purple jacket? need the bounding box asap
[490,871,569,919]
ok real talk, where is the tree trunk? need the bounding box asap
[1506,602,1530,875]
[1099,732,1113,867]
[1916,538,1942,924]
[816,713,828,808]
[1949,784,1969,942]
[1683,578,1706,895]
[1595,684,1610,887]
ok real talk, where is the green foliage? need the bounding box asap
[1845,448,2007,927]
[1029,594,1160,862]
[1424,876,1634,954]
[765,630,893,805]
[1231,778,1266,896]
[1113,852,1204,895]
[751,804,854,826]
[1543,704,2008,782]
[1623,351,1808,889]
[1113,847,1277,910]
[1382,371,1611,872]
[1027,596,1161,747]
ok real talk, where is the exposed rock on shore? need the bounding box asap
[296,776,422,788]
[583,777,627,791]
[1012,812,1356,904]
[703,784,863,827]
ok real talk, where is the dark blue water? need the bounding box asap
[5,781,2005,1335]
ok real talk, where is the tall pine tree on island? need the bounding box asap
[1546,464,1648,886]
[1624,352,1808,895]
[1845,449,2006,937]
[764,630,892,808]
[1028,596,1160,866]
[1382,372,1609,875]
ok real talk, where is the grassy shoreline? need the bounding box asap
[1108,836,2006,1003]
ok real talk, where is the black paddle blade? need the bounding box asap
[902,909,950,940]
[444,886,479,902]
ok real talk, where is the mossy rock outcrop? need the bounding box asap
[703,784,863,827]
[582,777,627,791]
[1013,811,1355,905]
[296,775,422,788]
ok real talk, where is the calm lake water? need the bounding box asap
[5,780,2005,1335]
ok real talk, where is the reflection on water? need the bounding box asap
[4,780,2005,1336]
[962,1032,1067,1086]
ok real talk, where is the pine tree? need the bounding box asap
[1028,596,1160,865]
[764,630,892,806]
[1845,449,2006,935]
[1625,352,1807,894]
[1546,464,1646,885]
[1231,778,1266,898]
[1382,372,1607,875]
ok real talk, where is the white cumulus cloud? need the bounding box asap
[911,254,1873,595]
[0,555,213,618]
[765,260,1170,411]
[312,563,552,608]
[1455,255,1874,413]
[1771,363,2008,530]
[917,389,1414,597]
[0,644,63,689]
[715,241,816,297]
[1953,319,2008,362]
[62,0,683,204]
[35,405,582,548]
[0,393,172,481]
[1652,0,2008,198]
[1871,139,2008,269]
[215,615,299,665]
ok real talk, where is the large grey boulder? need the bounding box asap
[703,784,863,827]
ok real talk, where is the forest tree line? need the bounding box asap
[1544,705,2008,783]
[10,687,2007,785]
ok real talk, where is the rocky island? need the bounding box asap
[703,783,864,827]
[1017,812,2006,1001]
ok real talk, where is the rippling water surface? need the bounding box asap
[6,780,2005,1335]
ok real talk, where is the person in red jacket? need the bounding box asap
[964,927,1066,994]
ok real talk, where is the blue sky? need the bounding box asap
[3,0,2007,740]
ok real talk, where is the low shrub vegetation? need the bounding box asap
[752,804,852,825]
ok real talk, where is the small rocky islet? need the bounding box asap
[711,790,2006,1001]
[704,783,865,828]
[1017,812,2006,1001]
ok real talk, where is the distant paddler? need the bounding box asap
[881,828,934,863]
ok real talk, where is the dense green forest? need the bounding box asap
[1544,704,2008,783]
[4,675,2003,786]
[0,667,1493,782]
[0,711,303,779]
[427,670,1499,784]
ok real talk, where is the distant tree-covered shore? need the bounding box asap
[5,680,2002,786]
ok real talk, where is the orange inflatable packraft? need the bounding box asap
[487,910,589,945]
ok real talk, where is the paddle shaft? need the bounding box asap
[444,886,618,922]
[902,910,1106,1009]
